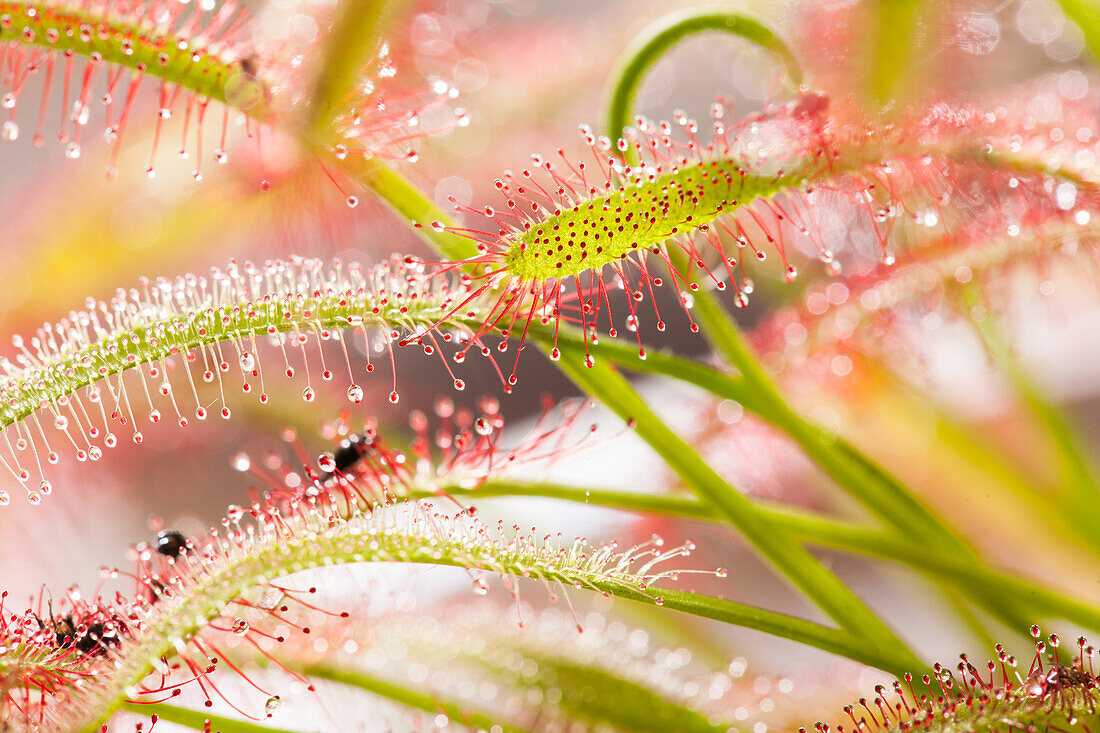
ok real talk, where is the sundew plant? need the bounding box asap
[2,0,1100,730]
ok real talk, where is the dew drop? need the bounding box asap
[27,491,41,505]
[453,378,465,391]
[239,352,256,371]
[231,618,250,636]
[230,453,252,474]
[0,491,9,506]
[347,384,364,403]
[1,121,18,141]
[318,453,336,472]
[302,387,316,402]
[89,446,102,461]
[39,480,51,495]
[472,579,489,595]
[474,418,492,436]
[265,696,281,716]
[716,567,728,578]
[54,416,68,430]
[389,391,400,404]
[346,195,359,208]
[64,142,81,159]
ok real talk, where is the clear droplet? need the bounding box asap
[232,452,251,472]
[2,121,18,141]
[318,452,336,472]
[239,352,256,371]
[231,618,250,636]
[347,384,364,403]
[265,696,281,716]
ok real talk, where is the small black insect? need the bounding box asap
[156,529,187,558]
[54,615,123,657]
[321,434,377,481]
[239,54,258,78]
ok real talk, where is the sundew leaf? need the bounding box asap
[0,482,709,730]
[0,256,481,503]
[0,0,460,185]
[225,604,764,732]
[809,628,1100,732]
[411,90,1100,381]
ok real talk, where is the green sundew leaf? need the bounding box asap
[281,607,737,732]
[510,654,728,733]
[818,645,1100,732]
[63,489,709,730]
[0,1,268,115]
[299,664,531,733]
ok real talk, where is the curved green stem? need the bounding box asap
[605,8,801,145]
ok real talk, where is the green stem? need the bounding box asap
[769,503,1100,633]
[1054,0,1100,64]
[966,299,1100,546]
[458,480,1100,635]
[687,282,964,548]
[550,341,921,669]
[348,156,479,261]
[300,664,531,733]
[615,588,915,675]
[605,9,801,146]
[119,702,300,733]
[862,0,925,104]
[451,479,709,520]
[304,0,400,141]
